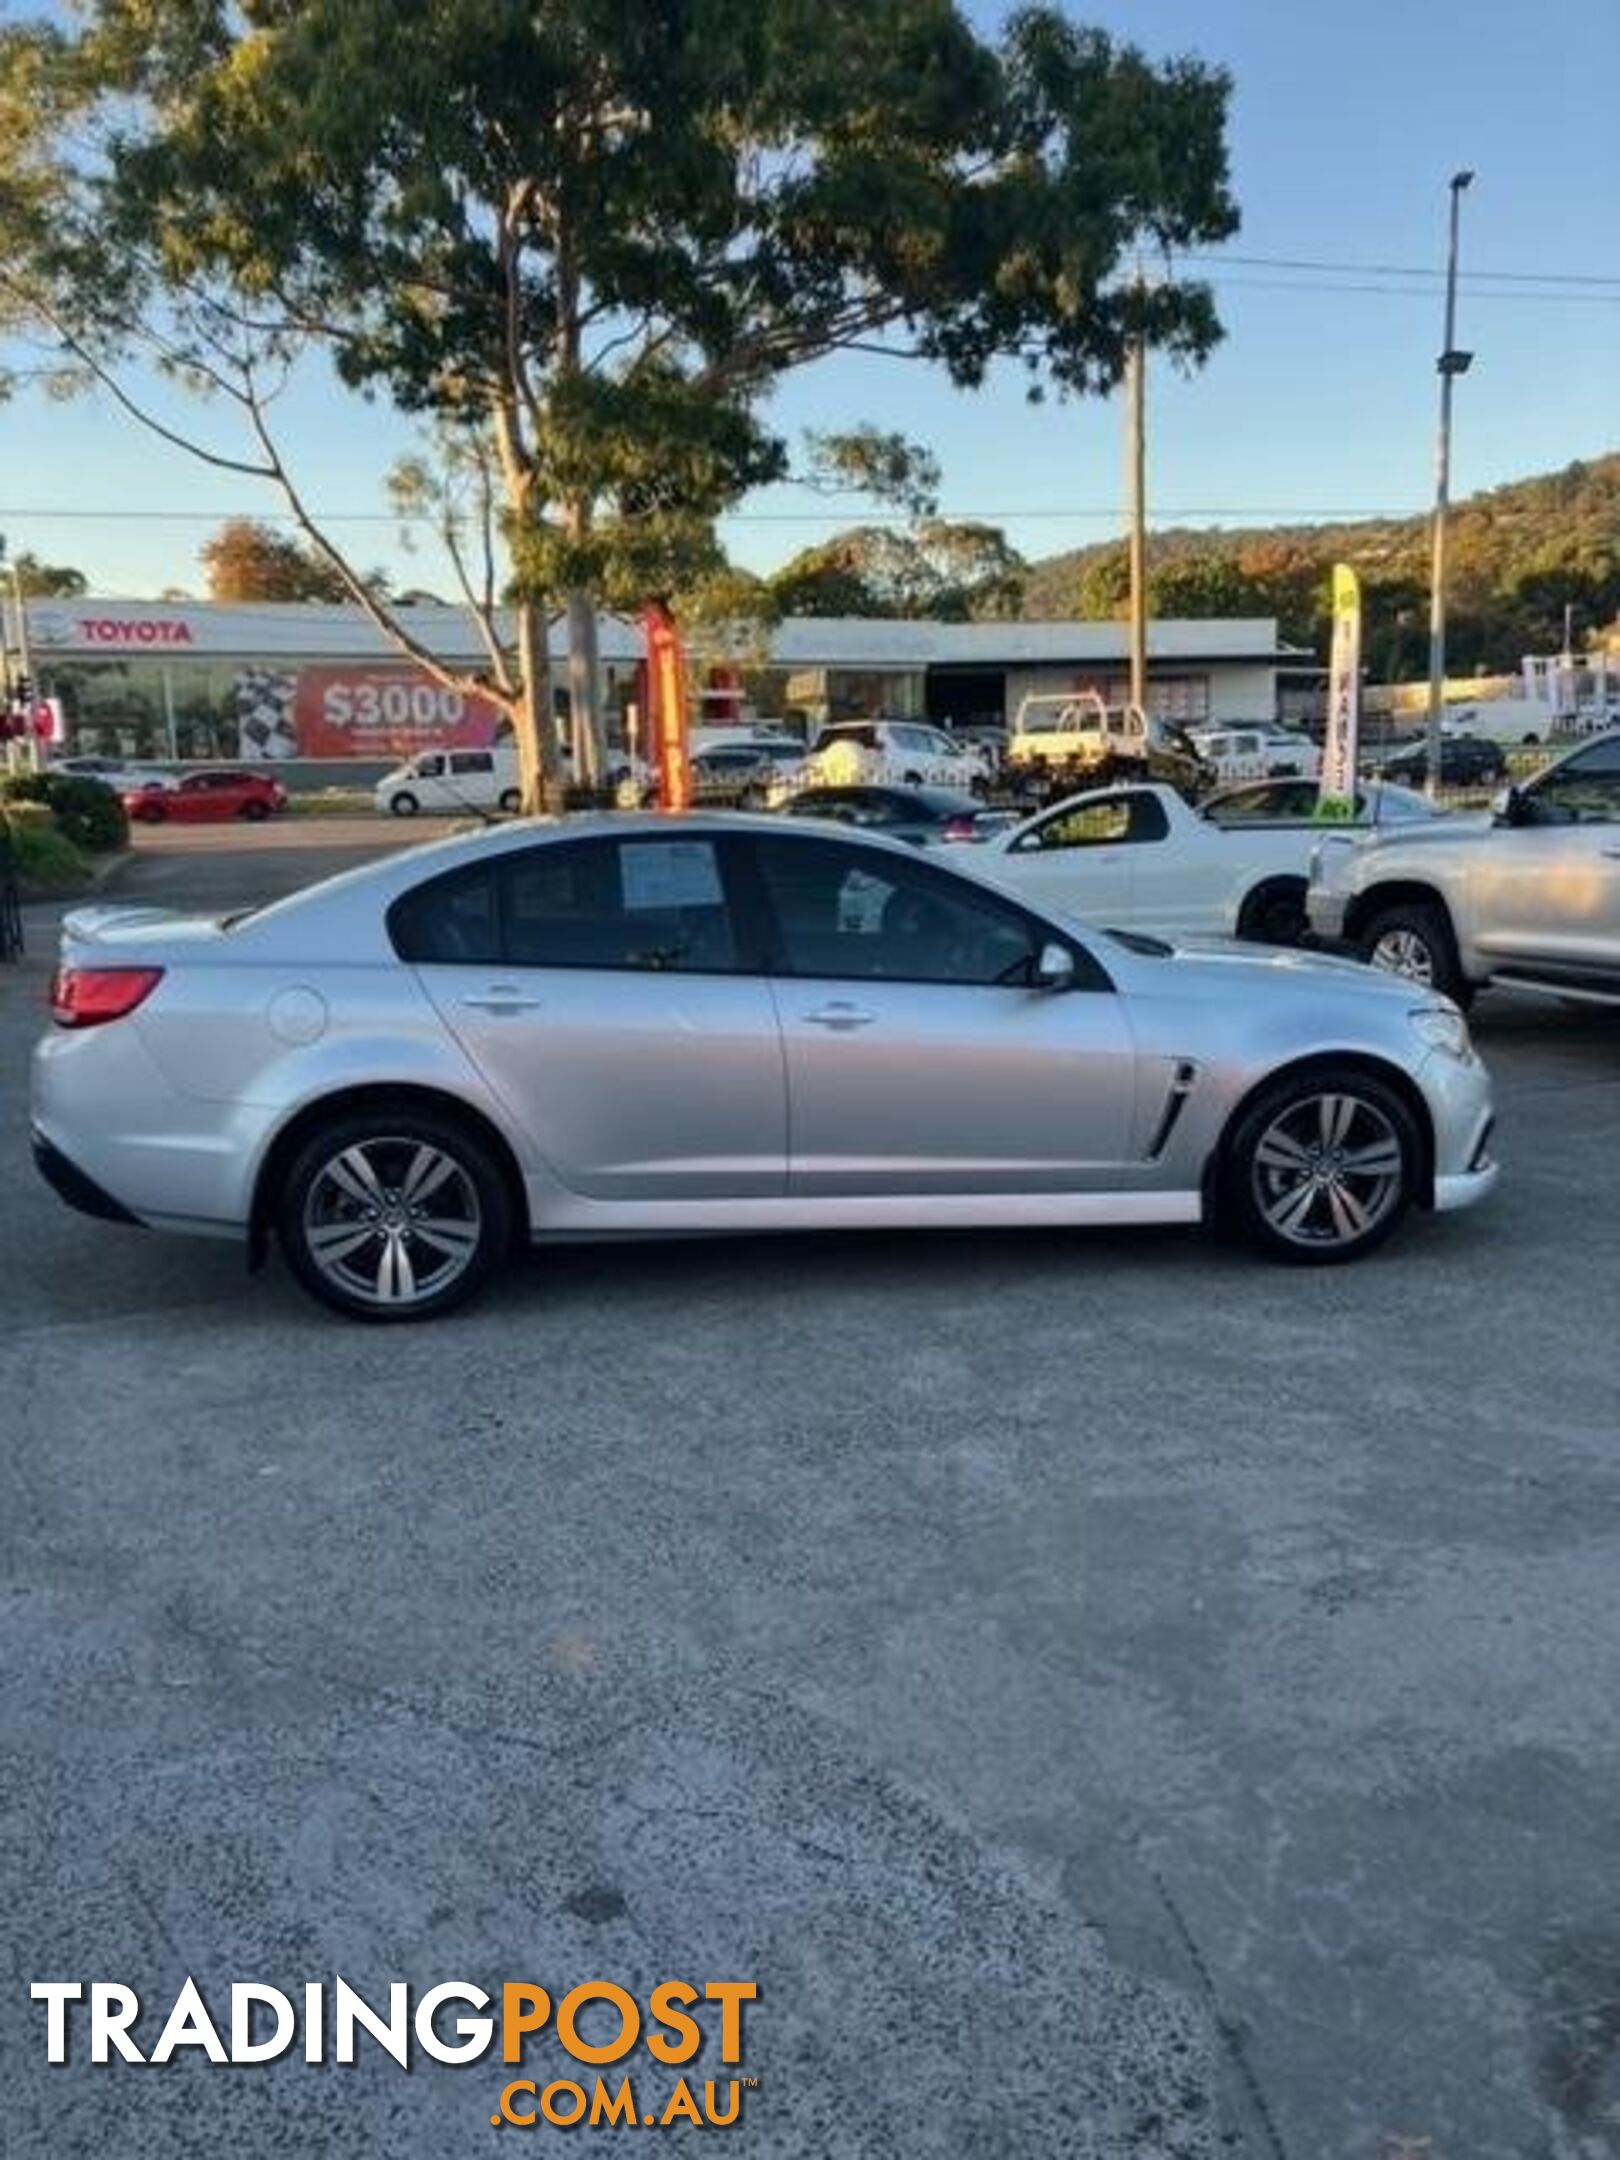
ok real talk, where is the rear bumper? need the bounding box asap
[32,1128,145,1226]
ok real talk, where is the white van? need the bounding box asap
[375,745,520,817]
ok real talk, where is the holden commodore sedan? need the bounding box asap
[32,816,1498,1319]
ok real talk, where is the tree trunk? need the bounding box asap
[514,600,560,814]
[565,588,604,790]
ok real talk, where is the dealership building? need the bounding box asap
[21,598,1304,763]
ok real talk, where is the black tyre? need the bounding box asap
[498,787,521,813]
[138,799,167,823]
[276,1107,513,1321]
[388,790,420,818]
[1357,898,1473,1007]
[1223,1067,1420,1265]
[1237,878,1309,947]
[240,798,271,821]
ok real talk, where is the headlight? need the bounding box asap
[1409,1004,1472,1059]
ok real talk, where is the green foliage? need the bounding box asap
[1,798,87,890]
[2,770,129,850]
[1039,454,1620,671]
[771,520,1027,620]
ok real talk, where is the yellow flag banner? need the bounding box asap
[1317,563,1361,819]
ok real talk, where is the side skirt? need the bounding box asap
[527,1189,1204,1242]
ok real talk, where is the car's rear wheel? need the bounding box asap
[498,787,520,813]
[1357,898,1472,1006]
[240,798,271,821]
[277,1110,512,1321]
[388,791,419,817]
[1224,1069,1419,1264]
[137,800,166,823]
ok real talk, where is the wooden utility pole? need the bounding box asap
[1125,296,1148,714]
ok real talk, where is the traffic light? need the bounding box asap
[11,676,31,709]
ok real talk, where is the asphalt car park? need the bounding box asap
[3,818,1619,2157]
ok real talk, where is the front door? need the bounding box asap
[398,833,787,1199]
[748,832,1138,1195]
[1470,741,1620,984]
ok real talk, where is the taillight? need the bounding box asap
[50,965,165,1028]
[940,814,979,842]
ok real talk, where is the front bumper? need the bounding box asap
[1418,1046,1498,1214]
[1305,890,1351,944]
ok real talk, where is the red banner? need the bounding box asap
[642,607,692,813]
[273,668,503,759]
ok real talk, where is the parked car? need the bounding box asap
[1004,694,1214,801]
[1201,777,1439,827]
[52,755,175,792]
[1308,730,1620,1005]
[976,780,1346,945]
[781,786,1016,846]
[619,739,806,809]
[1188,723,1320,783]
[1373,735,1506,788]
[775,719,991,799]
[32,814,1497,1317]
[376,746,520,817]
[121,769,288,823]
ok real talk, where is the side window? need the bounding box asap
[416,754,445,778]
[1014,793,1169,852]
[450,751,494,775]
[1524,740,1620,824]
[754,834,1042,987]
[501,837,741,972]
[388,864,501,965]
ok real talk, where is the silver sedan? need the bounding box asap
[32,815,1499,1319]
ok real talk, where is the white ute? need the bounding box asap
[976,780,1344,944]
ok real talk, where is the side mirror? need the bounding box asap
[1034,940,1076,990]
[1491,784,1520,825]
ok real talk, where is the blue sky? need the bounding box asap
[2,0,1615,599]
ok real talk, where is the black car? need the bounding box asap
[781,785,1015,846]
[1376,734,1506,787]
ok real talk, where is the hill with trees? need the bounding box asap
[1021,454,1620,676]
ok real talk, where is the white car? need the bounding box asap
[1201,777,1438,827]
[978,780,1357,945]
[1189,724,1320,783]
[775,720,989,799]
[375,746,521,817]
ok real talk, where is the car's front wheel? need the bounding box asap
[388,791,420,817]
[1357,898,1472,1006]
[1224,1069,1420,1264]
[277,1109,513,1320]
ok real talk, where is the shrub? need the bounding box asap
[0,770,129,851]
[1,801,87,893]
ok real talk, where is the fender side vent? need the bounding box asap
[1146,1061,1199,1160]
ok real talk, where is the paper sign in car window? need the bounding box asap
[620,841,724,911]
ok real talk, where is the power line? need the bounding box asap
[1202,274,1620,305]
[0,501,1429,524]
[1182,250,1620,288]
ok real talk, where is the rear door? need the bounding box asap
[748,831,1137,1195]
[396,832,787,1199]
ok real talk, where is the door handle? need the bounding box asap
[802,1002,877,1030]
[461,987,543,1012]
[1601,848,1620,860]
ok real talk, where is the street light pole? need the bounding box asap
[1424,170,1474,803]
[1124,292,1148,717]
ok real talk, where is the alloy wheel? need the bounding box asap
[302,1136,482,1309]
[1368,927,1435,985]
[1250,1091,1405,1250]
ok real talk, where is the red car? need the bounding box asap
[122,770,289,823]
